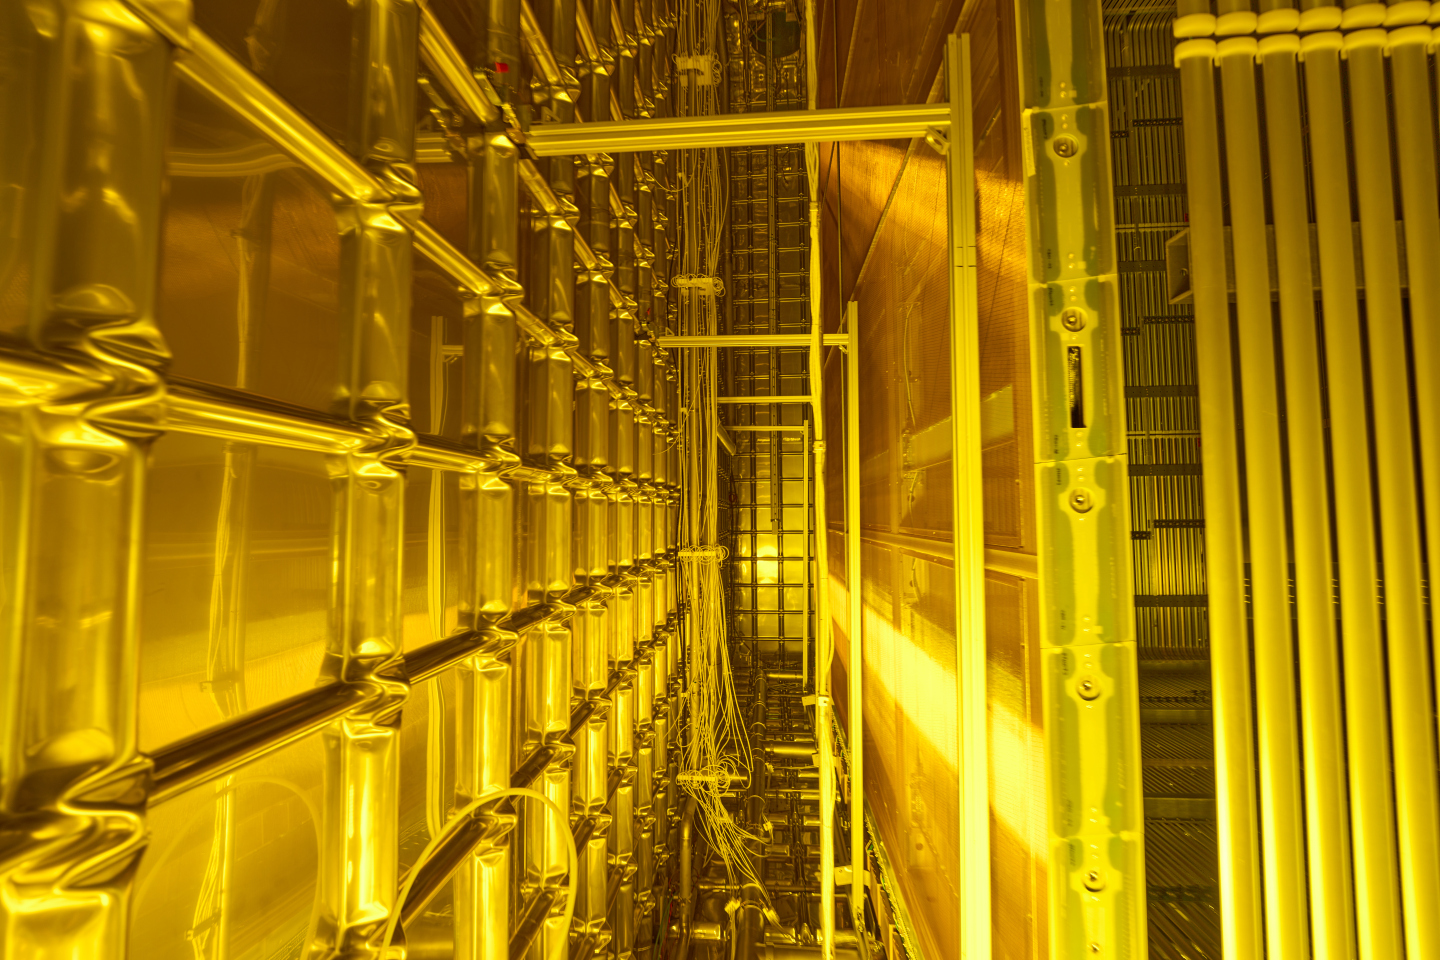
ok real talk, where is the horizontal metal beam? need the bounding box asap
[725,425,809,432]
[717,396,814,404]
[656,334,850,348]
[526,104,950,155]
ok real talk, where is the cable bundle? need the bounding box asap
[672,0,770,906]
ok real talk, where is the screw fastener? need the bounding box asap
[1061,308,1086,332]
[1054,135,1080,158]
[1070,488,1094,513]
[1084,869,1105,892]
[1078,677,1101,701]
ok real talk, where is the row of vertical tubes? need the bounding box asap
[1175,3,1440,958]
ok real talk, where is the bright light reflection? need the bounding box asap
[828,579,1038,858]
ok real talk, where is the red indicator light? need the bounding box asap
[496,62,510,73]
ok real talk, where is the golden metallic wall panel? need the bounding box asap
[4,1,681,958]
[193,0,362,150]
[160,78,346,414]
[401,467,464,653]
[139,433,337,752]
[129,732,327,959]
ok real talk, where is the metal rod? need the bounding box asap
[1301,37,1399,955]
[943,36,990,960]
[1259,33,1354,958]
[526,103,950,155]
[802,420,812,691]
[657,334,849,348]
[1348,31,1440,956]
[842,301,864,931]
[1218,36,1308,957]
[1176,38,1264,959]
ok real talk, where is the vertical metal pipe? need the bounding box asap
[843,316,864,931]
[941,35,990,960]
[1300,33,1402,959]
[1217,35,1307,957]
[802,421,811,688]
[1175,36,1263,959]
[801,4,835,952]
[1258,32,1354,959]
[678,796,697,959]
[1346,30,1440,958]
[1389,22,1440,826]
[739,676,771,960]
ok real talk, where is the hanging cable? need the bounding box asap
[672,0,771,909]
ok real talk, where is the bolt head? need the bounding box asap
[1053,135,1080,158]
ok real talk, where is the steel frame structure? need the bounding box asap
[525,103,951,155]
[1,4,1002,960]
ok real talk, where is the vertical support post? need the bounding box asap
[312,2,419,956]
[0,3,172,955]
[943,35,990,960]
[802,420,811,688]
[843,312,864,931]
[801,5,836,952]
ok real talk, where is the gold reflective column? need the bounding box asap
[0,3,170,955]
[311,3,420,956]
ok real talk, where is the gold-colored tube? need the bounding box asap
[844,325,864,930]
[1176,39,1263,958]
[520,0,566,94]
[1218,36,1307,957]
[176,29,384,203]
[418,1,502,124]
[1389,25,1440,793]
[1346,31,1440,957]
[1258,34,1354,957]
[149,683,372,803]
[1304,31,1403,960]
